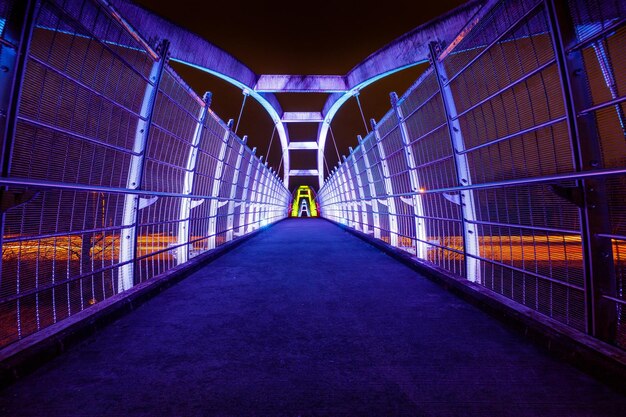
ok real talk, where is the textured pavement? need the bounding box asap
[1,218,625,416]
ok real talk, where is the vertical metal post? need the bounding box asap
[349,146,370,233]
[237,148,256,236]
[271,170,281,221]
[0,0,39,175]
[258,164,269,225]
[253,159,267,229]
[226,138,245,242]
[0,0,40,286]
[545,0,617,341]
[207,119,232,250]
[371,119,399,247]
[343,155,360,229]
[333,170,342,221]
[327,174,337,220]
[359,135,381,239]
[391,92,428,259]
[591,42,626,137]
[339,156,357,228]
[336,172,343,222]
[257,162,270,227]
[329,168,342,221]
[264,169,274,222]
[336,163,351,226]
[321,176,331,219]
[264,164,274,225]
[119,40,169,292]
[247,157,263,232]
[429,42,481,283]
[281,180,289,219]
[176,92,210,264]
[254,164,265,226]
[331,175,338,221]
[271,170,280,221]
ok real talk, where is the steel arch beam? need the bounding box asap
[316,0,484,187]
[108,0,291,188]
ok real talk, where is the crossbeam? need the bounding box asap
[282,112,324,123]
[288,142,318,150]
[255,75,348,93]
[289,169,319,176]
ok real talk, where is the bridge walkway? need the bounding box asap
[1,218,625,416]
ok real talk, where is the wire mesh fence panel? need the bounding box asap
[188,113,222,255]
[364,133,391,243]
[399,70,465,275]
[136,67,200,283]
[317,0,626,350]
[0,0,289,350]
[376,111,416,253]
[215,134,237,244]
[0,0,155,347]
[441,0,587,325]
[0,189,125,346]
[232,152,251,234]
[565,0,626,347]
[237,157,257,233]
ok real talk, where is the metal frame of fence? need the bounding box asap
[318,0,626,351]
[0,0,290,349]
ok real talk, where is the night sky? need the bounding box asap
[134,0,467,190]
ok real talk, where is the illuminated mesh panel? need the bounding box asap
[136,68,200,283]
[188,112,223,255]
[318,0,625,349]
[351,146,367,230]
[238,157,259,233]
[233,152,252,232]
[400,70,464,276]
[249,162,263,227]
[1,0,155,346]
[0,0,291,350]
[269,172,288,224]
[266,170,278,222]
[365,133,391,242]
[375,111,412,251]
[441,0,586,328]
[216,134,239,242]
[337,168,351,223]
[567,0,626,346]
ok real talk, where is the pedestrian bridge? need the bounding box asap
[1,0,626,414]
[2,219,626,415]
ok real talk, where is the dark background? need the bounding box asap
[134,0,466,190]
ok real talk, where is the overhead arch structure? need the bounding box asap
[111,0,486,189]
[108,0,292,185]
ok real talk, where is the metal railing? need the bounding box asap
[318,0,626,351]
[0,0,290,349]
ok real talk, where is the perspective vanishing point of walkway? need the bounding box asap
[1,219,625,416]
